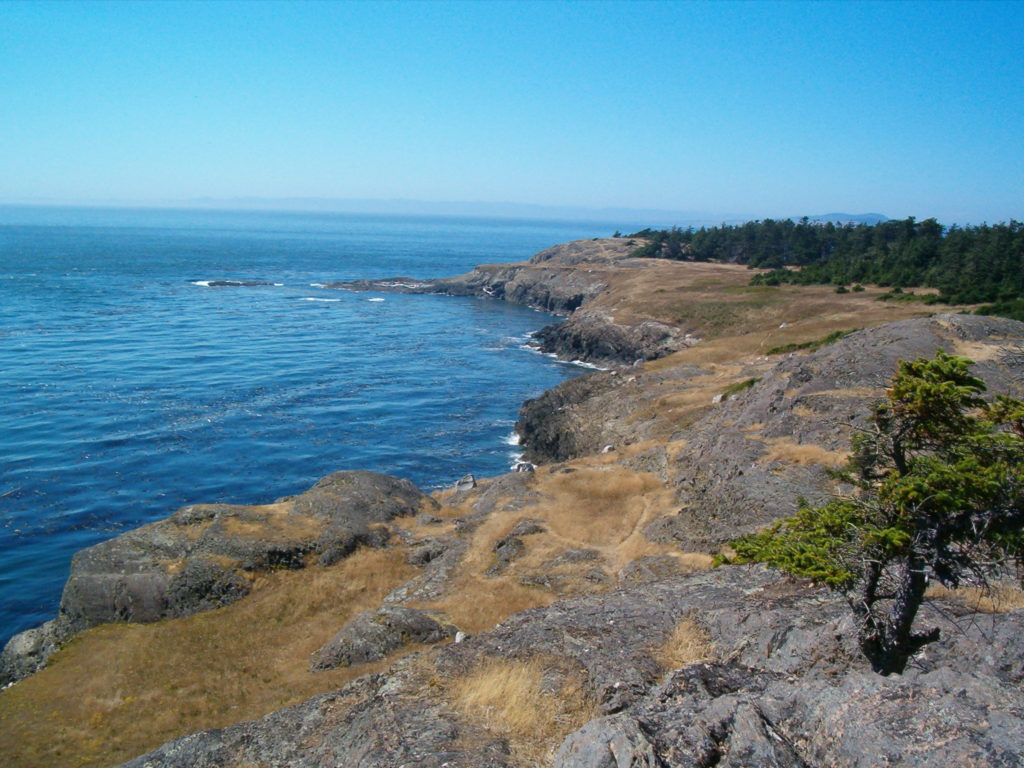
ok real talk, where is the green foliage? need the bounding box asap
[976,298,1024,322]
[765,329,857,355]
[730,499,862,587]
[726,351,1024,674]
[719,377,761,398]
[631,218,1024,306]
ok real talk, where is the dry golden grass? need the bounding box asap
[587,264,966,459]
[757,437,849,468]
[449,656,593,767]
[799,386,884,400]
[212,501,323,543]
[0,547,416,768]
[926,583,1024,613]
[950,339,1012,363]
[420,576,559,635]
[525,465,686,574]
[654,617,716,671]
[539,467,660,546]
[672,552,717,571]
[415,464,699,632]
[412,492,560,632]
[636,271,951,375]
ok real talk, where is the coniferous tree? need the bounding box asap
[727,352,1024,675]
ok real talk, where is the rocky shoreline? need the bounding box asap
[4,238,1024,767]
[330,238,696,365]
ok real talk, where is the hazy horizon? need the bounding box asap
[0,198,903,232]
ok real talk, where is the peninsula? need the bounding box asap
[3,237,1023,768]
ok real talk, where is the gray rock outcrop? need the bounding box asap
[517,314,1024,551]
[0,470,434,685]
[329,238,701,365]
[311,606,455,671]
[120,565,1024,767]
[655,314,1024,550]
[531,311,690,365]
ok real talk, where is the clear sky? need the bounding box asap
[1,0,1022,223]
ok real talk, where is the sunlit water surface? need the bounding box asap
[0,207,619,645]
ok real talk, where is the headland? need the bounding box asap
[3,237,1024,767]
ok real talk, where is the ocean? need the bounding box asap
[0,206,620,648]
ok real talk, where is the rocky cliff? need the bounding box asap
[3,239,1024,768]
[330,238,695,365]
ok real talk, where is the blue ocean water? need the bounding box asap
[0,207,618,647]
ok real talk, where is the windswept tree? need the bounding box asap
[729,351,1024,674]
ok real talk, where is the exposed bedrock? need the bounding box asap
[331,239,716,365]
[121,565,1024,767]
[518,314,1024,552]
[531,310,691,365]
[310,605,455,672]
[330,262,606,316]
[555,660,1024,768]
[0,470,435,685]
[516,372,623,463]
[656,313,1024,551]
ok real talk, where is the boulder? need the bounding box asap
[454,473,476,491]
[311,606,455,671]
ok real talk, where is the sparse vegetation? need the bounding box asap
[414,466,690,633]
[875,288,940,303]
[765,329,857,355]
[654,617,716,671]
[720,377,761,399]
[449,656,593,766]
[726,352,1024,675]
[0,548,415,768]
[977,298,1024,322]
[926,583,1024,613]
[757,437,849,468]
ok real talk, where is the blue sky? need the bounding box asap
[1,0,1022,223]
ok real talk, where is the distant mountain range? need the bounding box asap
[805,213,890,225]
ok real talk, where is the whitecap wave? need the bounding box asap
[368,297,385,302]
[518,342,609,370]
[190,279,283,288]
[568,359,609,370]
[299,297,341,302]
[379,280,431,289]
[309,282,326,288]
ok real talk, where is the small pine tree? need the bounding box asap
[728,351,1024,674]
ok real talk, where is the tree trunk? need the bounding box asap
[858,553,938,675]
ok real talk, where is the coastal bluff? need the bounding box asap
[3,238,1024,768]
[330,238,695,365]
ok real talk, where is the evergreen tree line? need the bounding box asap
[628,218,1024,318]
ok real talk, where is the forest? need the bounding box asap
[628,218,1024,320]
